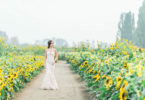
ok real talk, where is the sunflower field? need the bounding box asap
[0,37,45,100]
[59,39,145,100]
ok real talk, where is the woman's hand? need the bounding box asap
[54,57,58,64]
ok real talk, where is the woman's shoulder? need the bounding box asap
[53,48,57,52]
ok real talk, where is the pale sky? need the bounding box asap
[0,0,143,45]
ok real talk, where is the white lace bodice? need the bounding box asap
[46,49,55,63]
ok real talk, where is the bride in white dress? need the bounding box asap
[40,40,59,90]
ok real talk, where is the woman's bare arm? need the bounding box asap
[54,49,58,62]
[44,49,47,67]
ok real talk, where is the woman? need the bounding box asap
[40,40,59,90]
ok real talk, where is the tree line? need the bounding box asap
[0,32,69,47]
[117,0,145,48]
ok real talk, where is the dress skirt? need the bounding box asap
[40,61,59,90]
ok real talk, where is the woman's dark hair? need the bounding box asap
[48,40,53,48]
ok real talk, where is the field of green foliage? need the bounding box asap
[59,39,145,100]
[0,37,46,100]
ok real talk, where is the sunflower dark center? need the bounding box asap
[118,78,121,81]
[122,92,126,99]
[106,79,110,84]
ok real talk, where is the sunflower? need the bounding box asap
[92,70,101,78]
[0,76,4,82]
[120,80,128,91]
[10,77,14,82]
[0,68,2,73]
[123,61,128,69]
[119,88,127,100]
[91,63,95,66]
[115,76,122,89]
[98,70,101,74]
[128,67,134,74]
[7,75,12,80]
[94,75,100,82]
[13,72,18,79]
[93,70,96,74]
[84,61,88,65]
[102,75,106,78]
[123,51,128,55]
[105,76,113,90]
[110,45,114,50]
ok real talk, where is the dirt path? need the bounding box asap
[12,60,90,100]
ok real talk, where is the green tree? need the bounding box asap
[135,0,145,48]
[117,11,135,42]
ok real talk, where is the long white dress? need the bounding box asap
[40,49,59,90]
